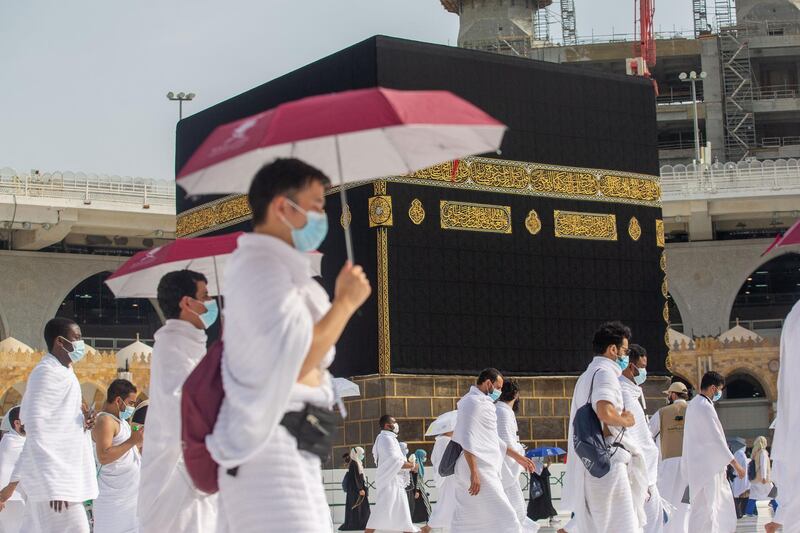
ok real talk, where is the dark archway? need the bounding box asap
[667,292,685,332]
[56,271,161,349]
[730,253,800,330]
[725,372,767,399]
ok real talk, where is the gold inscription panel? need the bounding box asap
[439,201,512,234]
[553,210,618,241]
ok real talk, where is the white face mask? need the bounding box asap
[392,422,400,434]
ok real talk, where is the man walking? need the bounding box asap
[620,344,664,532]
[0,406,26,533]
[365,415,418,533]
[138,270,219,533]
[648,381,690,533]
[562,321,637,532]
[682,371,745,532]
[451,368,535,533]
[0,318,97,532]
[207,159,371,532]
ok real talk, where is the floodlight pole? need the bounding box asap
[166,91,196,120]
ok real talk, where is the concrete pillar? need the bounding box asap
[700,36,726,163]
[0,251,126,348]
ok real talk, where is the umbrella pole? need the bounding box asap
[335,135,354,263]
[212,256,224,327]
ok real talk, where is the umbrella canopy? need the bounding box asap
[332,378,360,398]
[176,87,506,195]
[424,410,458,437]
[106,232,323,298]
[106,233,243,298]
[526,446,566,458]
[762,218,800,255]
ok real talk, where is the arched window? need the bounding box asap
[731,253,800,331]
[57,271,161,350]
[725,373,766,399]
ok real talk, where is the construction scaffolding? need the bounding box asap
[560,0,577,45]
[533,6,551,43]
[693,0,709,37]
[719,28,756,161]
[715,0,736,29]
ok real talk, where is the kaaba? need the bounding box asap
[175,36,669,454]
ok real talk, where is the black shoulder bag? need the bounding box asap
[571,369,625,479]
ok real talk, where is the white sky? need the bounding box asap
[0,0,693,180]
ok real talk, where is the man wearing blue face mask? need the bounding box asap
[681,371,745,533]
[92,379,142,533]
[138,269,219,533]
[619,345,666,533]
[207,158,371,533]
[451,368,536,533]
[0,318,98,532]
[561,321,637,533]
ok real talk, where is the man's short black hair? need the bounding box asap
[592,321,632,354]
[477,368,501,385]
[498,379,519,403]
[248,158,331,226]
[7,406,21,428]
[44,317,78,352]
[701,371,725,390]
[379,414,394,428]
[157,270,208,320]
[628,344,647,364]
[106,379,137,403]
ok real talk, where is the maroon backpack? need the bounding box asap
[181,340,224,494]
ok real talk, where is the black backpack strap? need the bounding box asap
[586,369,602,405]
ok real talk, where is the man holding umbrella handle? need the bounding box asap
[207,158,372,533]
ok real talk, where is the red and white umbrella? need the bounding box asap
[106,232,323,298]
[177,87,506,260]
[176,87,506,195]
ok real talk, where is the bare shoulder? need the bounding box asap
[92,413,119,439]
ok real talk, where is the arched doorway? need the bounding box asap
[667,292,685,332]
[0,385,23,418]
[717,371,772,441]
[730,253,800,336]
[725,372,767,399]
[57,271,161,350]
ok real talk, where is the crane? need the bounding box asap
[627,0,658,94]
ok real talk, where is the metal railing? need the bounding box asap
[0,169,175,207]
[659,138,706,151]
[83,337,154,351]
[656,88,705,105]
[760,136,800,148]
[660,159,800,199]
[754,84,799,101]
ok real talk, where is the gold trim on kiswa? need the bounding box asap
[340,205,351,229]
[177,156,660,237]
[628,216,642,241]
[177,195,250,237]
[554,210,618,241]
[656,219,665,248]
[408,199,425,225]
[368,196,393,227]
[375,180,391,375]
[440,201,512,234]
[525,210,542,235]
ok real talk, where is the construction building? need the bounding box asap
[440,0,800,165]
